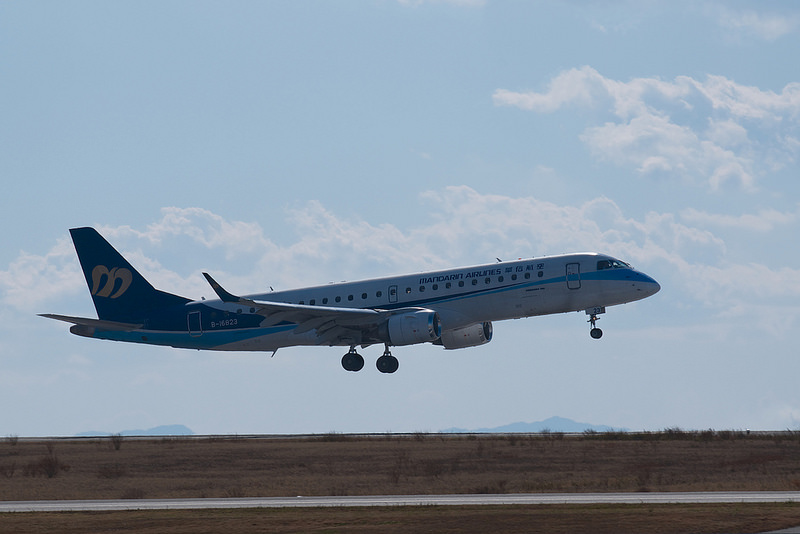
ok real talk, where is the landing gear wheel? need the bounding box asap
[341,350,364,372]
[377,355,399,374]
[376,347,399,374]
[588,311,603,340]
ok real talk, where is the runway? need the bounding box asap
[2,491,800,512]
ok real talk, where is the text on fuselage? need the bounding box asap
[419,263,544,285]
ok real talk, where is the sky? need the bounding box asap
[2,1,800,437]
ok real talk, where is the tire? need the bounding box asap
[377,355,399,374]
[342,352,364,372]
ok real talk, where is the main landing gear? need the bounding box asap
[341,347,364,372]
[341,345,399,373]
[586,307,605,339]
[376,346,399,374]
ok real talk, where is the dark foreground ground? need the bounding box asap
[4,504,800,534]
[2,431,800,532]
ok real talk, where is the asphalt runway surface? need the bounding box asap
[3,491,800,512]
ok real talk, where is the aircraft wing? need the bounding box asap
[203,273,396,346]
[39,314,144,331]
[247,301,388,346]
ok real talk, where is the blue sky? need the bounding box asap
[2,1,800,436]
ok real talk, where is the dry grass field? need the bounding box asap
[2,430,800,532]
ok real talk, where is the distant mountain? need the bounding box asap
[76,424,194,437]
[442,416,624,434]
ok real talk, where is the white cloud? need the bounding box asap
[0,236,83,312]
[695,74,800,121]
[715,6,799,42]
[494,67,800,191]
[108,207,273,260]
[685,262,800,310]
[705,118,750,149]
[492,67,604,113]
[581,113,756,189]
[681,206,800,232]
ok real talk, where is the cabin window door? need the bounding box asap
[188,311,203,336]
[566,263,581,289]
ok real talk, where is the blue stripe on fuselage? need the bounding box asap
[92,324,295,350]
[377,275,562,311]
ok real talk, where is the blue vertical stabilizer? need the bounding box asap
[69,227,190,323]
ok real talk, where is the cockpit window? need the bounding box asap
[597,259,631,270]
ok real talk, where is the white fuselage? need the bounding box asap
[74,252,659,354]
[181,252,660,351]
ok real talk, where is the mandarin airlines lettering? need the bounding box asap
[420,264,538,285]
[42,227,660,374]
[419,273,464,284]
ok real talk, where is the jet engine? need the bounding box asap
[382,310,442,346]
[436,322,493,349]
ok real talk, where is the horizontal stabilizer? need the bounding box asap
[39,314,143,331]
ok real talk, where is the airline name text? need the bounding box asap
[418,263,544,285]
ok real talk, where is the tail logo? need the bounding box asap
[91,266,133,299]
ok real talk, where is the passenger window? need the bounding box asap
[484,277,491,284]
[511,274,517,280]
[419,286,425,292]
[446,282,451,289]
[524,272,530,279]
[322,298,328,305]
[335,296,341,303]
[472,279,478,286]
[432,284,438,290]
[376,291,382,298]
[459,281,465,287]
[348,295,354,301]
[406,287,412,294]
[309,299,315,305]
[538,271,543,278]
[361,293,367,300]
[498,276,504,283]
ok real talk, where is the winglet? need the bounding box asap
[202,272,242,303]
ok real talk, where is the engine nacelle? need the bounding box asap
[437,322,493,349]
[384,310,442,346]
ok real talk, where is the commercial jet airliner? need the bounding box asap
[42,227,660,373]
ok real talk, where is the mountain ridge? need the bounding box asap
[76,424,194,437]
[442,416,624,433]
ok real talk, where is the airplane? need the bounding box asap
[41,227,660,373]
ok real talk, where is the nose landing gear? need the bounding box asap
[586,307,605,339]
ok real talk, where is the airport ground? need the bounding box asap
[2,431,800,532]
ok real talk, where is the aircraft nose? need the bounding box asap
[639,273,661,296]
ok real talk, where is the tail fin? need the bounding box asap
[70,227,190,323]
